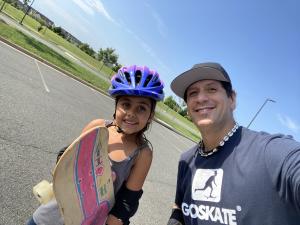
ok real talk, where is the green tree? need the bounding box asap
[112,63,122,72]
[164,96,181,112]
[79,43,96,57]
[36,18,47,32]
[97,48,118,66]
[178,107,188,117]
[52,26,62,35]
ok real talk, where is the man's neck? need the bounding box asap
[199,120,236,151]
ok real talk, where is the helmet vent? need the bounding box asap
[143,75,152,87]
[124,72,131,84]
[153,81,161,87]
[135,70,142,85]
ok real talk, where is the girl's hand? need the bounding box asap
[106,214,123,225]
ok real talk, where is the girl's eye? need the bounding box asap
[122,102,130,109]
[137,106,147,113]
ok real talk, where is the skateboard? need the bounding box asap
[33,126,115,225]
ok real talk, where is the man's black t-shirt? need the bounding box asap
[175,127,300,225]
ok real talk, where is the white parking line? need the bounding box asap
[0,40,112,100]
[34,59,50,93]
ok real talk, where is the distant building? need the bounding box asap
[14,0,54,27]
[15,0,82,46]
[30,7,54,28]
[59,28,82,46]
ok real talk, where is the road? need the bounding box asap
[0,40,195,224]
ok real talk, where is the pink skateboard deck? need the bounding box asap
[53,126,114,225]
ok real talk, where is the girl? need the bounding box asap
[28,65,164,225]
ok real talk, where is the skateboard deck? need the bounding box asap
[53,126,114,225]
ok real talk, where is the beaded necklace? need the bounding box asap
[198,123,239,157]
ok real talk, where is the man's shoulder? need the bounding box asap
[240,126,300,151]
[241,126,298,143]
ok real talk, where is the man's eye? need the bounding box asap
[208,88,217,93]
[188,91,197,97]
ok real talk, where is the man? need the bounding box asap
[167,62,300,225]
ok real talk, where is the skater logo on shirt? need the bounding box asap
[192,169,223,202]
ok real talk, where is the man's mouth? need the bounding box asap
[194,106,214,113]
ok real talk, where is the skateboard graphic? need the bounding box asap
[33,126,114,225]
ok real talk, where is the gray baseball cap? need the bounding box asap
[171,62,231,99]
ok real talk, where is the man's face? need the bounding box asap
[185,80,236,130]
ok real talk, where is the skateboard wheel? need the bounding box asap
[33,180,54,204]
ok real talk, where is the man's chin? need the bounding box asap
[194,119,213,128]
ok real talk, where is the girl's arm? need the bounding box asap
[125,147,153,190]
[107,147,153,225]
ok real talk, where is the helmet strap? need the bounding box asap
[116,125,123,133]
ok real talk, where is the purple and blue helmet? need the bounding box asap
[108,65,164,101]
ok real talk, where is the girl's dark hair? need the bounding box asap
[56,146,68,164]
[113,96,156,149]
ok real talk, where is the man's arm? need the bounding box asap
[265,136,300,211]
[167,206,184,225]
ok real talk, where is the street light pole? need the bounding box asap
[19,0,35,25]
[0,0,6,12]
[247,98,276,128]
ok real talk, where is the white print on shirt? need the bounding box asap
[182,203,237,225]
[192,169,223,202]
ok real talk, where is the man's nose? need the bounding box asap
[194,92,209,103]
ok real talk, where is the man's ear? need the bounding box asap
[230,90,237,111]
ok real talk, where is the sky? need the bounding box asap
[31,0,300,141]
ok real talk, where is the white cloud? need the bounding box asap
[118,22,171,74]
[145,3,167,39]
[277,114,300,133]
[71,0,115,23]
[72,0,94,15]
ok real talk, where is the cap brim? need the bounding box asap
[171,67,230,99]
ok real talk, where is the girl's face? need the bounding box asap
[115,96,154,135]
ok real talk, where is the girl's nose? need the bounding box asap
[125,108,135,117]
